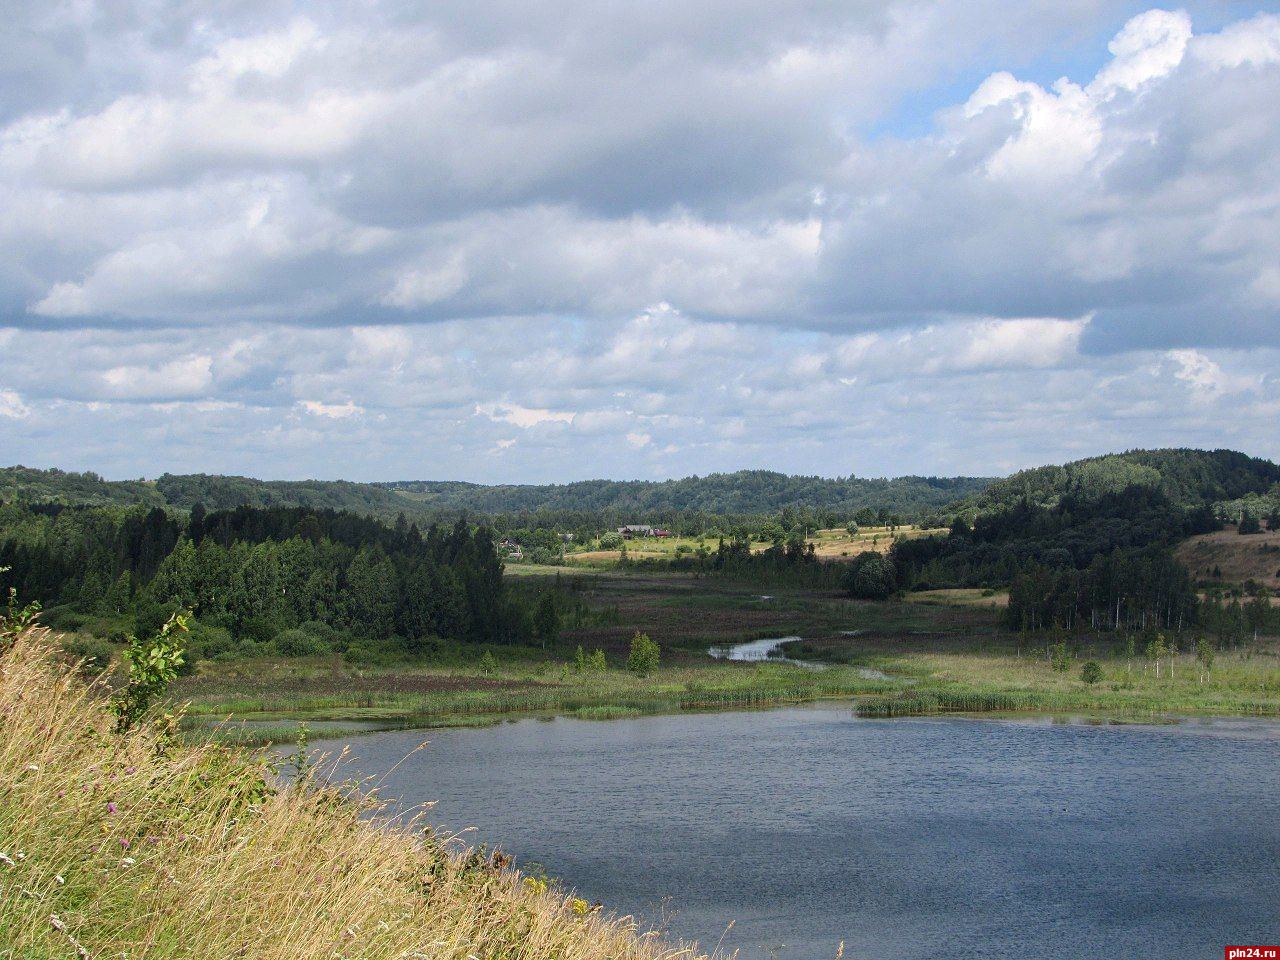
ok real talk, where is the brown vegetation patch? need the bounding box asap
[1175,528,1280,586]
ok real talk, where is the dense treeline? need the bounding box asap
[0,502,522,662]
[1005,548,1198,632]
[0,464,990,523]
[385,471,991,517]
[952,448,1280,519]
[893,485,1221,591]
[154,473,411,514]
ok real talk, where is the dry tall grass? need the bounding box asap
[0,628,710,960]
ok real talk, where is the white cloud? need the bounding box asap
[1166,348,1258,400]
[475,402,576,429]
[952,318,1086,370]
[100,356,214,400]
[0,390,30,419]
[1090,9,1191,97]
[299,399,362,419]
[0,4,1279,479]
[1,317,1277,480]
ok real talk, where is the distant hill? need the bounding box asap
[6,451,1273,524]
[153,473,410,514]
[892,448,1280,602]
[0,466,165,508]
[960,448,1280,518]
[381,471,993,517]
[0,465,991,521]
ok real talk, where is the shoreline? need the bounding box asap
[185,684,1280,746]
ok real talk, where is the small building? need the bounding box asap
[653,529,673,538]
[618,524,654,538]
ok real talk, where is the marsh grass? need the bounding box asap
[0,628,712,960]
[851,645,1280,718]
[180,658,899,735]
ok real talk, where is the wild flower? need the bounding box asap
[107,801,118,814]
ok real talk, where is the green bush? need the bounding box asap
[110,611,188,732]
[273,628,328,657]
[627,632,660,676]
[843,554,897,600]
[184,620,235,666]
[1080,660,1103,685]
[62,634,115,672]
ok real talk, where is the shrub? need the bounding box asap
[843,554,897,600]
[1080,660,1102,685]
[480,650,498,674]
[110,611,188,732]
[273,627,327,657]
[62,634,115,672]
[627,632,660,676]
[343,639,400,667]
[598,532,624,549]
[184,620,235,665]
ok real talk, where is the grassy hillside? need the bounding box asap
[1176,527,1280,587]
[0,628,707,960]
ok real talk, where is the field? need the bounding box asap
[175,571,1280,741]
[555,525,942,566]
[1176,527,1280,586]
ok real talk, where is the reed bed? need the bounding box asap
[854,686,1280,718]
[0,628,713,960]
[183,670,898,733]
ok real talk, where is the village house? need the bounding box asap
[617,525,674,539]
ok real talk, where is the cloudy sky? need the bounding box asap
[1,1,1278,483]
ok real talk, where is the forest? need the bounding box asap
[383,470,992,517]
[0,465,990,522]
[0,502,525,666]
[889,449,1280,631]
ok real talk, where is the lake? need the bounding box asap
[310,706,1280,960]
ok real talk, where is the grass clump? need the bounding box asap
[0,628,709,960]
[572,705,644,721]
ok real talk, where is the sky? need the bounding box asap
[1,1,1278,483]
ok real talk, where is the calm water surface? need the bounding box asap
[311,706,1280,959]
